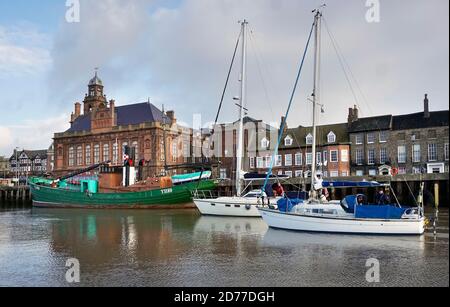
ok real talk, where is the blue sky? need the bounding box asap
[0,0,449,156]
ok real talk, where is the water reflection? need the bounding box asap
[0,203,448,287]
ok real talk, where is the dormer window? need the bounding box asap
[306,133,313,145]
[285,136,293,146]
[327,132,336,143]
[261,138,269,149]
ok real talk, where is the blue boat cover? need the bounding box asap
[322,181,383,188]
[355,205,407,219]
[278,198,303,213]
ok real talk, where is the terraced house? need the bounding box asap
[9,149,48,175]
[349,95,449,176]
[248,122,351,179]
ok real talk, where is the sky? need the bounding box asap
[0,0,448,156]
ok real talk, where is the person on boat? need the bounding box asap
[357,194,365,205]
[272,182,285,198]
[376,189,390,205]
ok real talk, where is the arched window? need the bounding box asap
[76,146,83,166]
[112,143,119,164]
[132,141,139,160]
[103,144,110,162]
[85,145,91,165]
[94,145,100,164]
[68,147,75,167]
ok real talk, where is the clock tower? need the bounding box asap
[83,69,108,114]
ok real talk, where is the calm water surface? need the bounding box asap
[0,202,448,287]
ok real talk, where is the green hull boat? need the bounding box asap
[29,179,217,209]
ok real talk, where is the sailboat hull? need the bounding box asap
[194,198,262,217]
[258,208,426,235]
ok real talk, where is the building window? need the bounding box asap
[85,145,91,165]
[250,157,255,169]
[68,147,75,167]
[355,134,363,145]
[368,149,376,165]
[369,169,377,176]
[76,146,83,166]
[330,150,338,163]
[412,144,421,163]
[411,131,421,141]
[172,142,178,163]
[285,154,293,167]
[285,136,293,146]
[428,144,437,162]
[257,157,264,169]
[316,152,322,165]
[330,171,339,177]
[132,141,139,160]
[398,146,407,164]
[341,150,349,162]
[306,134,313,145]
[94,145,100,164]
[356,170,364,176]
[275,155,282,167]
[323,151,328,164]
[323,171,328,178]
[380,148,388,164]
[327,132,336,143]
[341,171,348,177]
[220,168,227,179]
[265,155,272,168]
[261,138,269,149]
[413,167,422,174]
[113,143,119,164]
[367,133,376,144]
[295,153,302,166]
[398,167,407,175]
[103,144,110,162]
[397,133,406,141]
[285,171,293,178]
[306,153,313,165]
[445,143,449,161]
[379,131,388,143]
[295,170,303,178]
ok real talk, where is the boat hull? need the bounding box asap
[258,208,426,235]
[30,180,217,209]
[193,198,262,217]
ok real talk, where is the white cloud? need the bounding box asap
[0,25,52,77]
[0,114,69,156]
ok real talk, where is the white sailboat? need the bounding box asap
[258,8,426,235]
[193,20,277,217]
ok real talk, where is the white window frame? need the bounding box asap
[265,155,272,168]
[249,157,255,169]
[367,133,376,144]
[306,133,313,145]
[368,149,376,165]
[398,145,407,164]
[327,132,336,143]
[330,171,339,177]
[412,144,421,163]
[355,134,363,145]
[256,157,264,169]
[275,155,282,167]
[285,154,293,167]
[295,170,303,178]
[330,150,339,163]
[284,136,293,147]
[285,171,293,178]
[380,148,388,164]
[295,153,302,166]
[379,131,388,143]
[306,153,313,165]
[341,149,349,162]
[261,138,269,149]
[428,144,437,162]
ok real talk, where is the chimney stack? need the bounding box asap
[281,116,288,132]
[166,111,176,125]
[348,105,359,124]
[424,94,430,118]
[74,102,81,117]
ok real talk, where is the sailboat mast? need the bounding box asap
[236,20,248,196]
[311,10,322,198]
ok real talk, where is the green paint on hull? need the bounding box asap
[29,180,217,209]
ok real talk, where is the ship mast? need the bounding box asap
[310,8,323,200]
[236,20,248,196]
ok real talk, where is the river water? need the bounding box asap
[0,202,448,287]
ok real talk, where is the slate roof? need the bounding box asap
[348,115,393,133]
[392,111,449,130]
[67,102,167,133]
[280,123,349,149]
[10,150,47,161]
